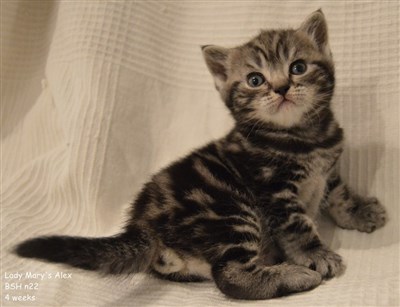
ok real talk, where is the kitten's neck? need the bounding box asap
[233,107,342,151]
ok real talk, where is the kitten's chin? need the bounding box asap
[276,99,295,112]
[255,104,307,128]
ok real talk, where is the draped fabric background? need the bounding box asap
[1,1,399,306]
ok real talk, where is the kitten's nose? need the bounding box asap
[274,85,290,96]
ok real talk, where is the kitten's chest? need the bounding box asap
[297,172,327,218]
[296,152,335,218]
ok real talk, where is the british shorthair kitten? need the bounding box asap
[15,10,386,300]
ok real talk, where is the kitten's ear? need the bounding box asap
[202,45,230,90]
[298,9,330,54]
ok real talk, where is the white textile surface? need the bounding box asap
[1,1,399,306]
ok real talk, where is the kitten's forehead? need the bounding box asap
[239,29,316,68]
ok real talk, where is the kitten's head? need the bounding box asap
[202,10,334,129]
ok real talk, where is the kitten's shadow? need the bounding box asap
[317,144,400,250]
[317,144,399,250]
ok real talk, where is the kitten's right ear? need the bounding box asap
[201,45,230,90]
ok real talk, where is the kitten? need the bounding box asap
[15,10,387,300]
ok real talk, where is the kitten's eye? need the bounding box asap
[290,60,307,75]
[247,73,265,88]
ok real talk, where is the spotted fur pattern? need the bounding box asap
[15,10,387,300]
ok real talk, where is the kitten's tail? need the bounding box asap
[14,228,155,275]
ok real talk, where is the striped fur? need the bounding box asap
[15,10,386,300]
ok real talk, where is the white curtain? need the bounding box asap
[2,1,399,306]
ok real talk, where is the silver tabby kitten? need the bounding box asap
[15,10,387,300]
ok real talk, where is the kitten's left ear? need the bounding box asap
[202,45,230,90]
[298,9,330,54]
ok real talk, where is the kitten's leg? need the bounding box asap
[152,271,208,282]
[264,198,345,279]
[325,171,387,233]
[212,245,321,299]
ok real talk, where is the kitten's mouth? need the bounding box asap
[276,98,295,111]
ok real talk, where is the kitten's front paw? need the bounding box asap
[290,246,346,280]
[353,197,387,233]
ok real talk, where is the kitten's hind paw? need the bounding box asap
[353,197,387,233]
[277,264,322,296]
[290,246,346,280]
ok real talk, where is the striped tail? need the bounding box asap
[14,228,155,275]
